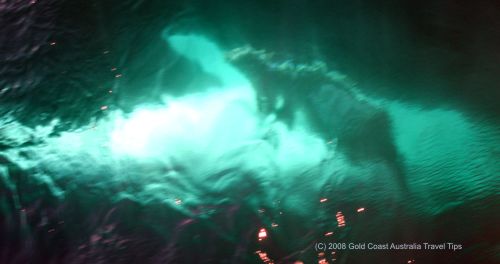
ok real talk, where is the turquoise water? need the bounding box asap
[1,1,499,263]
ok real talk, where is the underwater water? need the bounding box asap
[1,1,499,264]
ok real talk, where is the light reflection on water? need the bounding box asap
[0,22,498,263]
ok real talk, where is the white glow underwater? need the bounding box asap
[109,34,329,169]
[100,34,333,215]
[110,87,260,158]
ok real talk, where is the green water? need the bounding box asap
[0,2,499,263]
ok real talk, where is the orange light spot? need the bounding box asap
[336,211,346,227]
[256,250,274,263]
[258,228,267,241]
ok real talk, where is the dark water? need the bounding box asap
[1,1,499,263]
